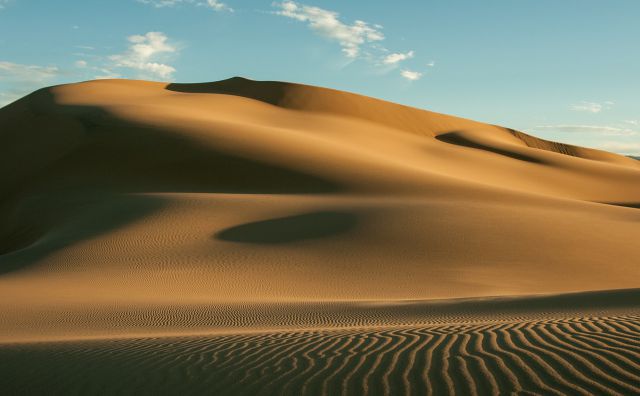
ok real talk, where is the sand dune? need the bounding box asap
[0,77,639,394]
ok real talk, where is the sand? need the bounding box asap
[0,77,638,394]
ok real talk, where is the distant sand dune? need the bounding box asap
[0,78,638,394]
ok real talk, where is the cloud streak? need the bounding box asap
[273,2,428,81]
[273,1,384,59]
[204,0,231,11]
[0,61,60,82]
[599,142,640,156]
[570,101,614,113]
[533,124,637,136]
[137,0,232,12]
[400,70,422,81]
[0,61,61,106]
[383,51,414,65]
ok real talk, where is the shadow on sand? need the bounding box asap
[215,210,358,244]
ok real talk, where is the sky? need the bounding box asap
[1,0,638,156]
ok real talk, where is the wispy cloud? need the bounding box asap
[137,0,182,6]
[400,69,422,81]
[137,0,232,11]
[203,0,231,11]
[570,101,614,113]
[532,124,637,136]
[533,123,640,157]
[273,1,384,59]
[0,61,61,106]
[108,32,178,80]
[599,142,640,156]
[0,0,11,10]
[383,51,414,65]
[0,92,18,106]
[272,2,429,82]
[0,61,59,82]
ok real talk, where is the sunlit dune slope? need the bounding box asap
[0,77,639,332]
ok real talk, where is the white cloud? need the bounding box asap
[533,124,637,136]
[0,61,61,106]
[0,61,60,82]
[599,142,640,156]
[400,69,422,81]
[108,32,177,80]
[137,0,232,11]
[273,1,384,59]
[383,51,414,65]
[75,60,88,68]
[204,0,232,11]
[570,101,613,113]
[272,1,433,80]
[427,61,435,67]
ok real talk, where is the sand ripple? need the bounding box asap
[1,314,638,395]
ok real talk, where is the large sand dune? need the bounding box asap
[0,78,638,394]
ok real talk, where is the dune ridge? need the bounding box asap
[0,77,639,394]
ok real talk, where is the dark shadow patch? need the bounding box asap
[38,123,342,194]
[167,77,291,108]
[436,132,546,164]
[599,202,640,209]
[8,86,342,196]
[215,211,357,244]
[0,86,342,275]
[0,193,165,275]
[505,127,583,158]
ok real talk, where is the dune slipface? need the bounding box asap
[0,78,638,395]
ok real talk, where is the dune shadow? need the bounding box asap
[436,132,546,164]
[0,87,344,275]
[0,194,165,275]
[600,202,640,209]
[215,210,357,244]
[166,78,291,108]
[15,87,342,195]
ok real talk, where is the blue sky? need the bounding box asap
[1,0,638,155]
